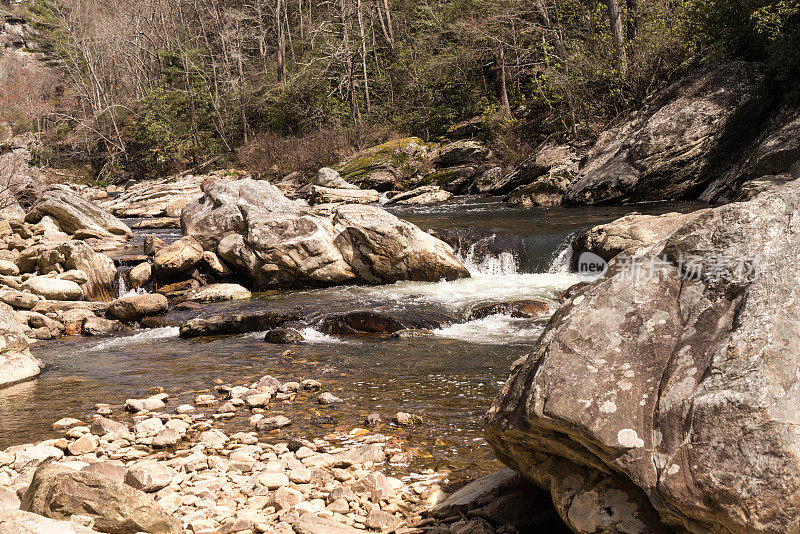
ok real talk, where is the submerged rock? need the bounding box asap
[264,327,304,344]
[486,180,800,533]
[321,310,453,336]
[179,309,303,338]
[469,300,549,320]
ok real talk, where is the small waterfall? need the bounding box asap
[548,244,573,273]
[458,242,518,276]
[116,267,147,298]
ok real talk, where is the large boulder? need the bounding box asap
[25,186,132,238]
[486,180,800,533]
[58,241,117,301]
[21,463,179,534]
[180,178,300,250]
[0,308,42,387]
[185,179,468,289]
[332,204,469,284]
[565,62,772,205]
[701,106,800,202]
[216,212,356,288]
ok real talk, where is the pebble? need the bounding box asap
[319,392,343,405]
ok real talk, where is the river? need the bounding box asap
[0,197,703,482]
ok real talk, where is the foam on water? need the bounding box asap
[299,327,343,344]
[434,312,548,344]
[87,327,180,352]
[347,271,582,312]
[548,244,573,273]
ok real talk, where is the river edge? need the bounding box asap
[0,368,564,534]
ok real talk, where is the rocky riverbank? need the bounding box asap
[0,369,561,534]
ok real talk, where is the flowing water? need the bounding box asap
[0,197,703,481]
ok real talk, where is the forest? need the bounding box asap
[3,0,799,180]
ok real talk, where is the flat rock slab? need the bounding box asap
[293,514,362,534]
[431,468,522,518]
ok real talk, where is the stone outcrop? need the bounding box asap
[700,105,800,203]
[26,186,133,239]
[98,175,206,218]
[0,308,42,387]
[564,61,772,205]
[182,178,469,289]
[336,137,430,191]
[486,180,800,533]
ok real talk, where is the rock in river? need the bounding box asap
[21,277,83,301]
[486,179,800,533]
[0,308,43,387]
[106,294,169,323]
[181,178,468,289]
[179,308,303,338]
[153,236,204,278]
[185,283,252,302]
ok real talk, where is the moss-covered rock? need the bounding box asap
[336,137,433,192]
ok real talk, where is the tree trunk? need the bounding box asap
[625,0,638,40]
[534,0,566,60]
[357,0,371,114]
[495,46,512,118]
[605,0,627,75]
[276,0,286,84]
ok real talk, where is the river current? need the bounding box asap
[0,197,702,481]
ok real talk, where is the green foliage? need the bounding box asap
[124,87,224,176]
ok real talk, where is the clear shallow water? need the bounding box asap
[1,197,705,480]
